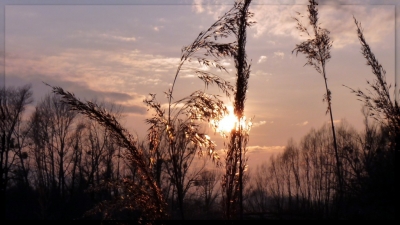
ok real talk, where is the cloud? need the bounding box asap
[6,48,180,91]
[121,104,147,114]
[181,74,196,78]
[252,120,266,128]
[153,26,164,32]
[252,120,274,128]
[273,51,285,59]
[192,0,204,13]
[103,34,136,42]
[5,46,184,116]
[252,70,272,77]
[17,76,149,115]
[191,0,231,19]
[318,5,394,48]
[247,145,285,154]
[251,5,301,38]
[69,30,136,43]
[250,5,394,48]
[296,121,309,126]
[257,55,268,63]
[246,145,287,167]
[161,102,185,110]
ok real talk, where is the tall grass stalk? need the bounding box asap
[222,0,253,220]
[292,0,343,212]
[47,84,168,220]
[346,17,400,152]
[144,0,254,219]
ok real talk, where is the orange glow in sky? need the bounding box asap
[212,106,251,135]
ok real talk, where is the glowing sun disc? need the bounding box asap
[216,106,237,133]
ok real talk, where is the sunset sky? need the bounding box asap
[1,0,398,168]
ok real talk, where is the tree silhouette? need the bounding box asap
[0,84,33,220]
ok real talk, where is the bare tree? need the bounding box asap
[26,93,79,218]
[0,84,33,219]
[161,118,208,219]
[244,163,270,214]
[192,169,220,216]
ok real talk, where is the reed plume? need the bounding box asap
[292,0,343,212]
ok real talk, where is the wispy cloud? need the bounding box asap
[273,51,285,59]
[296,121,309,126]
[6,46,186,118]
[69,30,137,42]
[250,5,393,49]
[192,0,204,13]
[153,26,164,32]
[161,102,185,110]
[251,5,301,38]
[318,5,394,48]
[102,33,136,42]
[252,70,272,78]
[257,55,268,63]
[191,0,231,19]
[247,145,285,154]
[181,74,196,78]
[252,120,274,128]
[252,120,266,127]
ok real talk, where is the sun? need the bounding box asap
[215,106,237,133]
[210,105,252,136]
